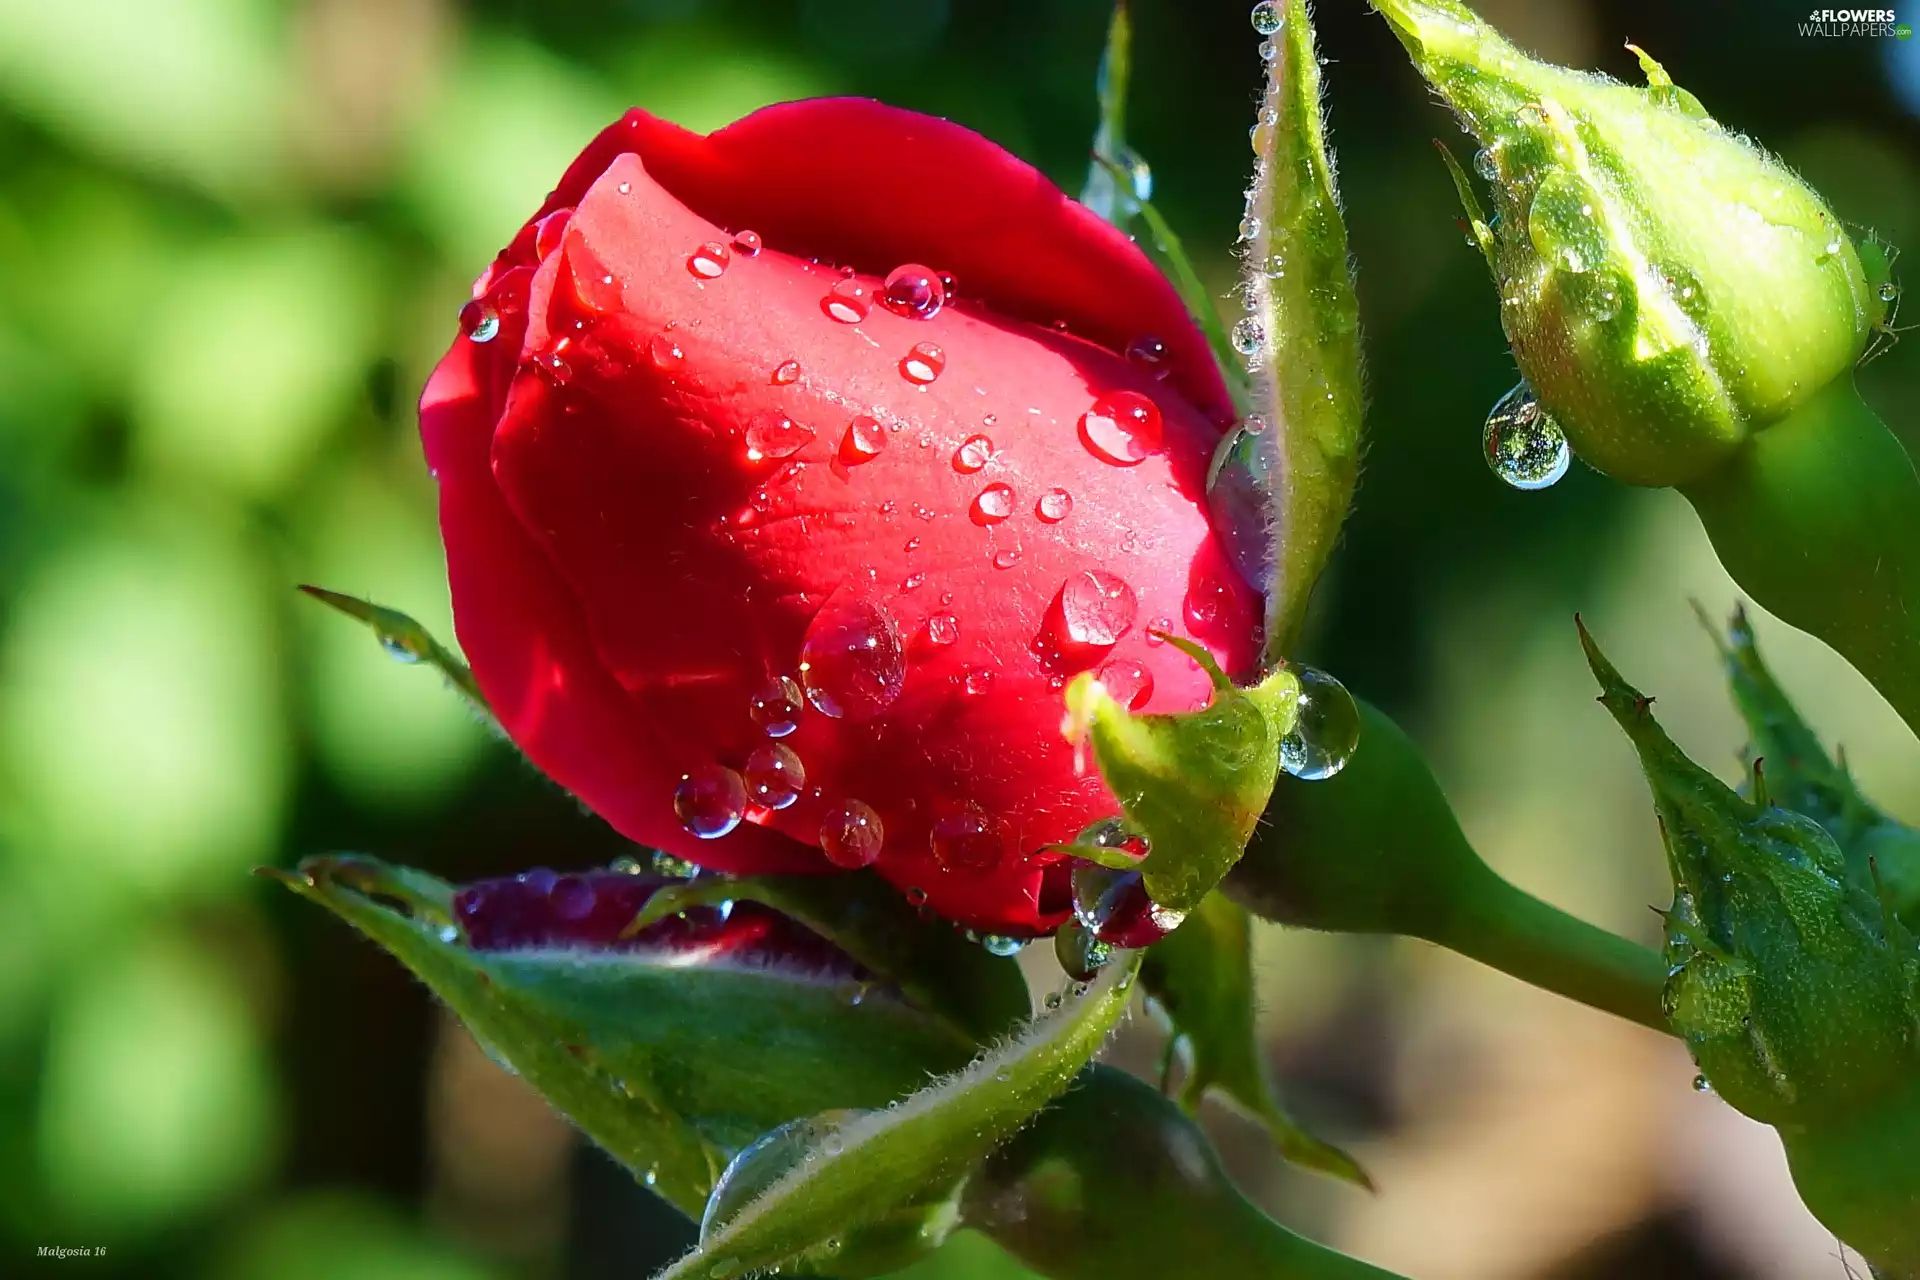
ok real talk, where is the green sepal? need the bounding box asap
[1370,0,1877,487]
[1224,698,1668,1031]
[1697,602,1920,922]
[657,954,1143,1280]
[1229,0,1366,656]
[963,1066,1405,1280]
[1064,640,1299,913]
[622,872,1031,1043]
[1141,892,1371,1188]
[1578,621,1920,1128]
[298,585,491,720]
[267,855,979,1218]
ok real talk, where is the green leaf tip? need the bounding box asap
[1221,0,1365,657]
[1370,0,1878,488]
[274,855,984,1221]
[298,584,491,719]
[1578,622,1920,1131]
[656,953,1143,1280]
[1063,660,1300,913]
[1142,893,1372,1188]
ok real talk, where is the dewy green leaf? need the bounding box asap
[1222,0,1365,657]
[297,585,491,721]
[267,855,978,1219]
[657,953,1143,1280]
[1064,639,1298,913]
[1697,602,1920,923]
[623,871,1031,1043]
[1224,696,1668,1031]
[964,1066,1405,1280]
[1141,892,1370,1187]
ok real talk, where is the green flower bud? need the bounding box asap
[1374,0,1881,486]
[1580,621,1919,1129]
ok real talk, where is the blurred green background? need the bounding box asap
[1,0,1917,1276]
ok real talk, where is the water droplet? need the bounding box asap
[993,548,1021,570]
[1206,417,1276,593]
[647,331,685,369]
[1527,171,1606,274]
[731,229,762,257]
[1078,390,1164,466]
[772,359,801,385]
[1879,281,1901,303]
[1144,617,1172,644]
[823,278,872,323]
[971,482,1015,524]
[1071,862,1176,947]
[901,571,926,591]
[798,596,906,719]
[1692,1074,1714,1094]
[963,668,995,696]
[953,435,995,473]
[1125,335,1169,370]
[1095,657,1154,709]
[1279,664,1360,780]
[747,676,804,740]
[1258,37,1277,61]
[925,613,959,647]
[1238,213,1262,241]
[1061,570,1138,646]
[700,1112,866,1244]
[1482,382,1571,490]
[819,799,885,868]
[1054,920,1113,980]
[688,242,730,279]
[1036,487,1073,522]
[901,342,946,384]
[460,300,500,343]
[1231,315,1265,355]
[745,413,814,462]
[882,264,946,319]
[532,348,572,384]
[980,934,1026,957]
[674,765,747,838]
[930,803,1005,872]
[533,208,574,260]
[838,414,886,465]
[744,743,806,810]
[1473,146,1499,181]
[1250,0,1282,36]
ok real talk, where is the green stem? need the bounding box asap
[1424,863,1668,1032]
[1681,377,1920,740]
[1781,1074,1920,1279]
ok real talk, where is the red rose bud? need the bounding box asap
[421,101,1261,936]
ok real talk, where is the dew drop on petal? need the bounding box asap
[819,800,885,868]
[925,613,959,647]
[993,548,1021,570]
[901,342,946,384]
[1279,664,1360,780]
[962,668,994,697]
[1078,390,1163,466]
[744,743,806,810]
[748,675,804,737]
[1061,570,1138,646]
[824,277,872,323]
[532,349,572,384]
[1144,618,1172,645]
[882,264,946,319]
[1250,0,1282,34]
[745,413,814,462]
[674,765,747,839]
[1095,657,1154,709]
[971,483,1015,525]
[953,434,995,473]
[930,803,1005,872]
[688,241,730,279]
[1482,382,1571,490]
[799,596,906,720]
[731,229,763,257]
[841,415,886,464]
[1036,487,1074,522]
[460,300,500,343]
[772,359,802,385]
[533,208,574,260]
[647,331,685,369]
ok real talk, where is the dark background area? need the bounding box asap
[1,0,1914,1276]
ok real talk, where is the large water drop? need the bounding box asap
[1278,664,1360,780]
[674,765,747,839]
[1482,382,1571,490]
[798,596,906,720]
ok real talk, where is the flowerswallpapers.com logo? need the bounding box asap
[1800,7,1913,35]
